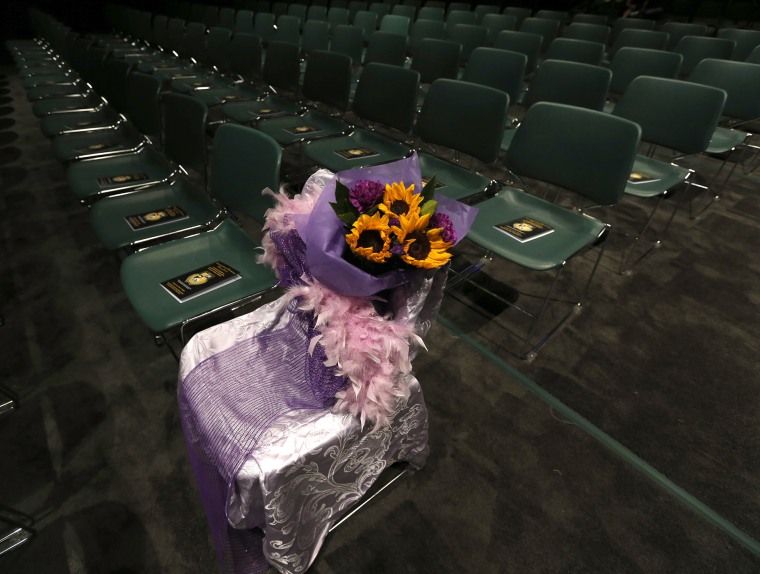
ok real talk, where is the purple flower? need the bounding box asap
[349,180,385,212]
[430,212,456,244]
[391,244,406,256]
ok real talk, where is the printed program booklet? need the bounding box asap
[495,217,555,243]
[628,171,660,184]
[335,147,379,160]
[125,206,189,231]
[285,125,321,135]
[97,172,150,187]
[160,261,241,303]
[422,176,445,189]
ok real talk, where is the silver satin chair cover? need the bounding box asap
[178,169,447,574]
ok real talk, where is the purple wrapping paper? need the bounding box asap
[292,153,478,298]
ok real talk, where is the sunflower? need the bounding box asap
[378,181,423,219]
[392,211,453,269]
[346,212,393,263]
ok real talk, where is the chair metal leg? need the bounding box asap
[0,385,18,417]
[0,505,36,557]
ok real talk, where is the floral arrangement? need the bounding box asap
[259,154,477,428]
[331,176,458,274]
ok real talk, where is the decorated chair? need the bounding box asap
[177,154,475,574]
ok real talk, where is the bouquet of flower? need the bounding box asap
[290,152,476,298]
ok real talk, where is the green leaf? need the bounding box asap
[420,199,437,217]
[421,175,438,204]
[330,180,360,225]
[337,212,358,227]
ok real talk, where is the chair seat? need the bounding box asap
[256,110,350,145]
[52,124,145,162]
[20,64,64,78]
[26,82,83,101]
[188,84,263,106]
[171,73,229,93]
[120,219,277,334]
[466,186,607,271]
[624,155,691,199]
[221,96,302,123]
[303,129,413,172]
[23,72,76,89]
[706,126,750,155]
[89,178,221,250]
[32,93,102,116]
[40,107,122,138]
[66,145,174,202]
[418,152,493,201]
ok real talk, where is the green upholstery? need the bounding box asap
[543,38,605,66]
[534,9,568,26]
[353,11,379,43]
[417,79,508,201]
[303,63,419,172]
[481,14,516,45]
[524,59,611,111]
[51,123,145,163]
[623,156,692,199]
[379,14,410,36]
[561,22,610,44]
[89,122,281,251]
[673,36,735,77]
[519,17,560,52]
[40,107,123,138]
[119,206,277,335]
[234,10,255,34]
[717,27,760,61]
[661,21,708,51]
[610,17,656,45]
[607,29,668,61]
[459,102,641,356]
[118,123,282,338]
[447,24,488,63]
[418,6,444,21]
[572,13,608,25]
[274,15,301,45]
[331,25,363,64]
[608,48,682,98]
[25,82,83,101]
[412,38,461,84]
[474,5,499,24]
[256,50,352,146]
[463,47,526,104]
[409,19,446,55]
[254,13,276,45]
[364,31,408,66]
[32,92,103,117]
[503,7,531,28]
[493,30,542,74]
[327,7,350,34]
[302,20,331,56]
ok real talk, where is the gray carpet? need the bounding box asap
[1,45,759,574]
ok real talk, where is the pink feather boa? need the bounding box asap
[257,179,423,430]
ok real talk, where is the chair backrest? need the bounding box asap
[612,75,726,154]
[287,3,308,23]
[230,33,263,79]
[254,12,276,45]
[205,26,233,72]
[202,5,218,27]
[101,58,131,114]
[463,46,527,103]
[353,10,379,42]
[412,38,461,84]
[689,58,760,121]
[302,20,330,55]
[525,59,611,111]
[348,0,369,21]
[494,30,542,73]
[418,6,444,21]
[218,7,235,30]
[673,35,736,77]
[327,7,350,33]
[391,4,416,20]
[409,18,446,54]
[506,101,641,206]
[211,124,281,221]
[748,45,760,64]
[364,30,408,66]
[353,62,420,132]
[519,17,560,52]
[447,23,488,63]
[369,2,390,19]
[418,78,508,164]
[610,17,655,44]
[331,25,363,64]
[274,14,301,45]
[166,18,186,53]
[308,5,328,21]
[502,6,531,28]
[302,50,352,111]
[572,13,607,26]
[661,21,707,51]
[272,1,289,17]
[474,4,499,24]
[717,27,760,61]
[128,72,163,142]
[561,22,610,44]
[535,9,567,26]
[609,47,682,96]
[380,14,410,36]
[543,37,604,65]
[262,41,301,93]
[234,10,255,34]
[180,21,206,61]
[446,9,477,36]
[608,28,668,59]
[162,93,208,175]
[481,14,516,45]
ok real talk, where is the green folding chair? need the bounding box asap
[481,14,516,46]
[519,17,560,52]
[462,46,526,109]
[611,76,727,271]
[119,124,281,353]
[717,27,760,61]
[303,62,419,172]
[411,38,461,105]
[561,22,610,44]
[542,37,605,66]
[447,102,641,360]
[493,30,542,75]
[416,79,508,202]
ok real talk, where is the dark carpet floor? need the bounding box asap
[1,44,759,574]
